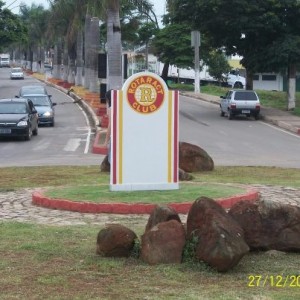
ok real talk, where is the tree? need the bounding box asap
[152,23,194,80]
[105,0,155,89]
[167,0,300,110]
[207,51,231,84]
[0,1,27,52]
[18,3,50,71]
[152,22,225,83]
[137,22,158,70]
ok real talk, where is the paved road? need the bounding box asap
[180,94,300,168]
[0,68,102,166]
[0,185,299,226]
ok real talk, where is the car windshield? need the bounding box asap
[12,68,22,72]
[25,95,50,106]
[20,86,46,95]
[0,103,27,114]
[234,91,258,101]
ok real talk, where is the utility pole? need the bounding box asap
[191,31,201,93]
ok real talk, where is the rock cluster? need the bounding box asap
[96,197,300,272]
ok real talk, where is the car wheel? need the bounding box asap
[50,120,55,127]
[24,128,32,141]
[220,109,225,117]
[234,82,243,89]
[254,113,259,120]
[228,110,233,120]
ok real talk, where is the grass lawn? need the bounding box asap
[0,166,300,299]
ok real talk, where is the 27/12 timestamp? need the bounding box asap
[248,275,300,288]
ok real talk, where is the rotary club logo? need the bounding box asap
[127,75,165,114]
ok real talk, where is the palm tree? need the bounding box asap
[75,30,84,85]
[105,0,155,89]
[52,38,62,79]
[39,0,155,91]
[106,0,123,90]
[89,17,100,92]
[18,4,50,72]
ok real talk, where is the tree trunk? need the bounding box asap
[89,17,100,92]
[32,46,38,72]
[84,14,92,89]
[52,39,62,79]
[161,61,169,82]
[75,30,84,86]
[40,46,45,74]
[287,63,296,110]
[107,0,123,90]
[245,70,253,90]
[68,38,77,84]
[68,57,76,84]
[62,41,69,82]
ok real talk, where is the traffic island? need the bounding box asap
[32,188,259,214]
[92,131,108,155]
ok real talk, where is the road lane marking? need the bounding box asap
[260,121,300,139]
[64,138,81,151]
[33,141,51,151]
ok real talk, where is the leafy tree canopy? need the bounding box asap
[152,23,194,69]
[0,0,27,51]
[207,50,231,82]
[167,0,300,73]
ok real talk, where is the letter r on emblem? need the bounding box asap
[139,87,154,103]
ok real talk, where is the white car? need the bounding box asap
[10,67,24,80]
[220,90,261,120]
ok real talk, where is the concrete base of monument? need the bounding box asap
[31,188,259,214]
[110,182,179,191]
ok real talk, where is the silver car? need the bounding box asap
[10,67,24,80]
[22,94,56,127]
[18,85,49,97]
[220,90,261,120]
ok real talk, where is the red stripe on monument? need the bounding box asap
[112,91,118,184]
[173,91,179,182]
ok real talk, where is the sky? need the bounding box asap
[3,0,167,24]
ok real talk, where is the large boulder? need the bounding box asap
[229,200,300,251]
[96,224,137,257]
[186,197,249,272]
[140,220,186,265]
[145,205,182,232]
[179,142,214,172]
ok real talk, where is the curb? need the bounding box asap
[32,188,260,214]
[92,131,108,155]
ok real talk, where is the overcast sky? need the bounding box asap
[4,0,166,24]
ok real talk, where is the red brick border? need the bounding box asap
[32,189,259,214]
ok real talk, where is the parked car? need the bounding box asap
[220,90,261,120]
[0,98,38,140]
[10,67,24,80]
[21,94,56,126]
[18,85,49,97]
